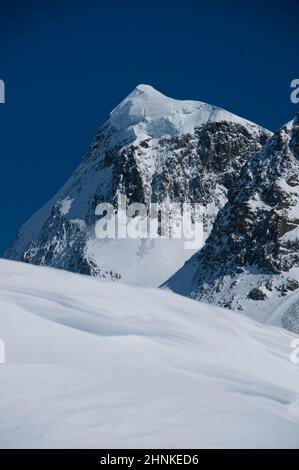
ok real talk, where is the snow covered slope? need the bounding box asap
[269,288,299,334]
[0,259,299,449]
[165,115,299,331]
[5,85,270,287]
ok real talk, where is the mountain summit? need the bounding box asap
[5,86,270,286]
[109,84,260,139]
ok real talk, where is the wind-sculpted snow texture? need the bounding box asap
[0,259,299,448]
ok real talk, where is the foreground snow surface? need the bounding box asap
[0,260,299,449]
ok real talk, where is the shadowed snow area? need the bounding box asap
[0,259,299,448]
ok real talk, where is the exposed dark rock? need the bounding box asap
[165,116,299,332]
[248,288,268,301]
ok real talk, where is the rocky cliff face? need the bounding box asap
[5,85,270,286]
[165,114,299,330]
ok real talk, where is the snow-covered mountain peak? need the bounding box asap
[110,84,265,139]
[129,83,165,98]
[5,86,271,287]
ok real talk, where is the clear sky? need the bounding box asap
[0,0,298,254]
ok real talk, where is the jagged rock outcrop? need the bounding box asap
[165,115,299,330]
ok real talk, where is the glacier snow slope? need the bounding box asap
[0,259,299,448]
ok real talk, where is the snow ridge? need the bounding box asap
[110,84,267,139]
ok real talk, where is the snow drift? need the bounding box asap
[0,259,299,448]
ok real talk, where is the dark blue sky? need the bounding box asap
[0,0,298,254]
